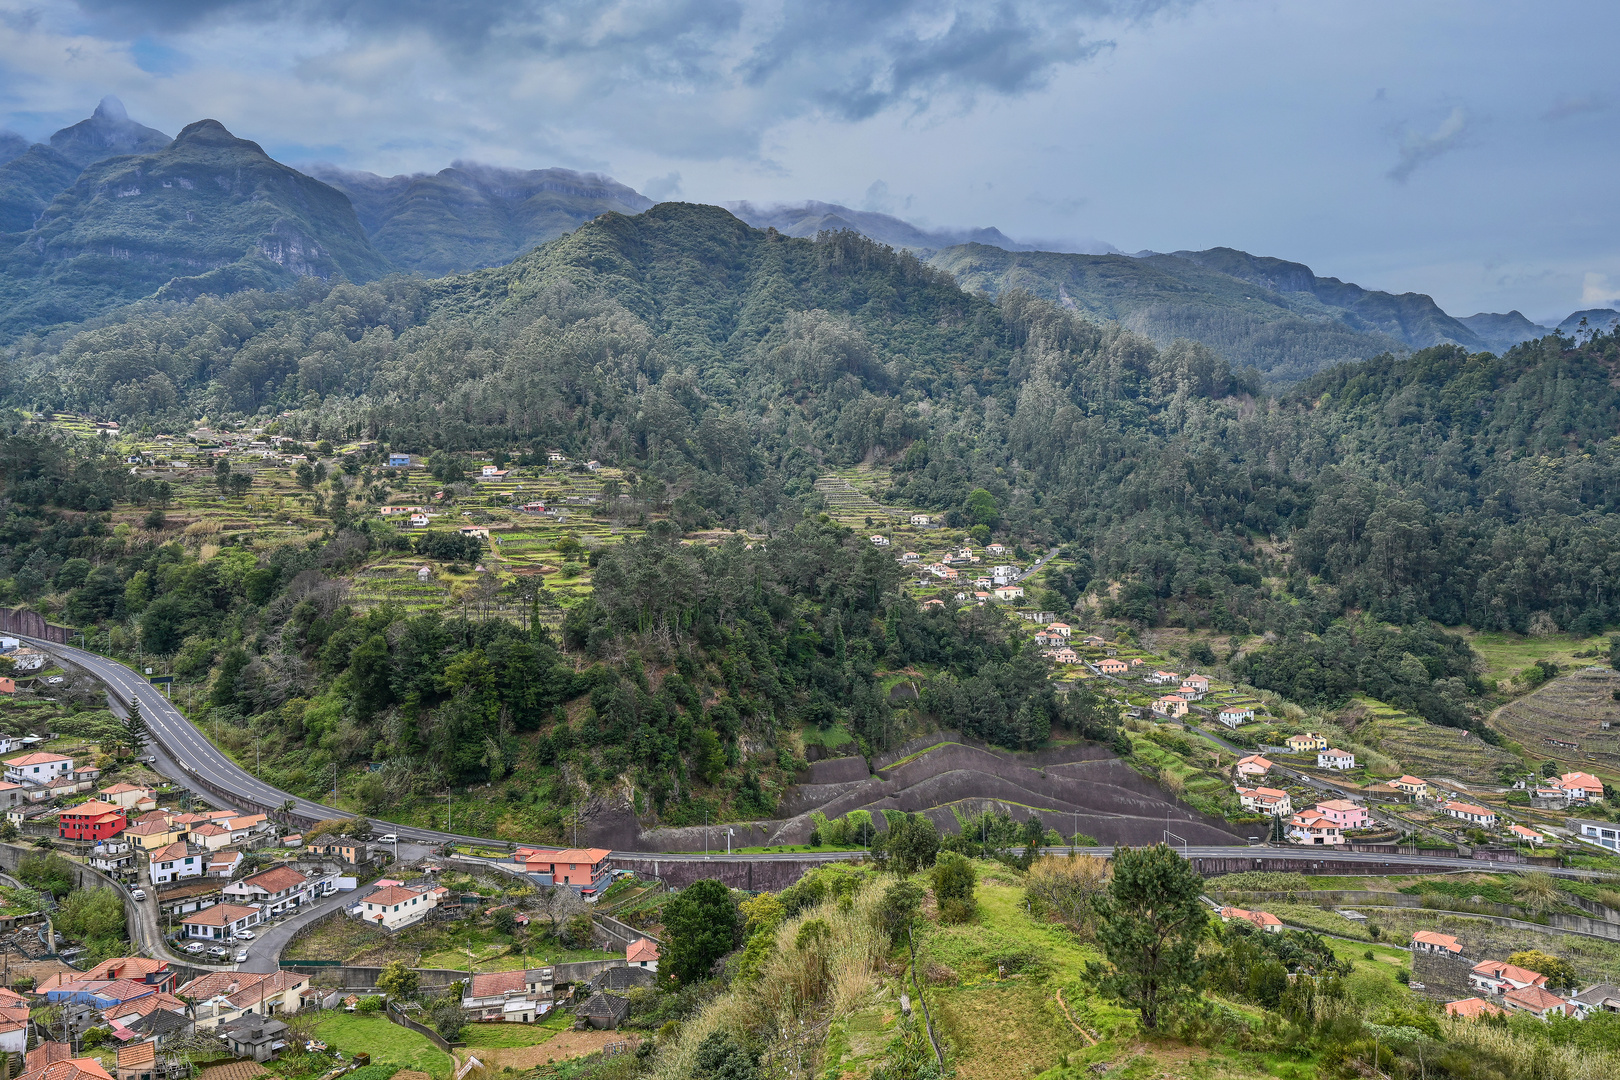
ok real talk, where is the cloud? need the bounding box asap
[1542,92,1606,122]
[1581,271,1619,306]
[1387,105,1468,183]
[642,171,682,200]
[59,0,1174,159]
[861,179,912,214]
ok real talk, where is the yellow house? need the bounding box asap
[1285,733,1327,753]
[1393,775,1429,800]
[123,817,184,852]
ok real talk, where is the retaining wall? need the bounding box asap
[0,610,69,644]
[1210,888,1620,941]
[608,854,860,891]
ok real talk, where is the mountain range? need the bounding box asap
[0,97,1607,383]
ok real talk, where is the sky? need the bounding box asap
[0,0,1616,322]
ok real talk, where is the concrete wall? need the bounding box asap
[1210,889,1620,942]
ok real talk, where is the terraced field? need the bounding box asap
[813,474,899,525]
[1489,666,1620,775]
[1353,697,1517,784]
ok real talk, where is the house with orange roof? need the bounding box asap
[1045,623,1071,639]
[1509,824,1545,845]
[114,1041,154,1080]
[181,904,261,942]
[18,1053,113,1080]
[1097,657,1127,676]
[1235,754,1272,778]
[1145,670,1180,685]
[1392,775,1429,800]
[181,970,309,1027]
[1316,748,1356,770]
[1235,787,1293,817]
[4,752,73,786]
[1285,733,1327,753]
[1471,959,1548,996]
[1286,811,1344,846]
[225,866,317,915]
[516,848,615,895]
[1503,984,1572,1019]
[1443,801,1498,828]
[81,957,177,994]
[1312,799,1368,830]
[187,823,232,851]
[1445,997,1506,1019]
[358,885,436,931]
[1217,706,1255,728]
[627,938,659,971]
[95,784,157,811]
[1151,695,1189,719]
[1218,907,1283,933]
[460,968,554,1023]
[58,804,126,842]
[124,818,183,852]
[1557,771,1605,803]
[148,842,204,886]
[1411,931,1464,955]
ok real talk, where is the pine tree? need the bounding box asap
[1087,844,1208,1030]
[121,698,150,757]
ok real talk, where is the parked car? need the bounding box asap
[377,834,398,844]
[130,888,146,900]
[184,942,205,954]
[207,946,229,959]
[235,929,255,940]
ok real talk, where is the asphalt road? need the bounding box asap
[235,881,378,974]
[26,637,1608,881]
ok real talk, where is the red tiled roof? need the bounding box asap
[115,1043,155,1069]
[1411,931,1462,952]
[627,938,659,962]
[5,752,71,766]
[1445,997,1505,1018]
[82,958,167,982]
[150,841,189,862]
[181,904,258,927]
[241,865,306,892]
[467,970,527,998]
[365,886,424,906]
[1504,985,1569,1014]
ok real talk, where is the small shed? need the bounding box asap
[575,991,630,1030]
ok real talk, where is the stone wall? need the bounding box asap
[609,854,859,891]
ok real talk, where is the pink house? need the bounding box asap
[1312,799,1368,830]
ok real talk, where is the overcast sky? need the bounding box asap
[1,0,1615,322]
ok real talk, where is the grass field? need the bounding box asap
[313,1013,453,1080]
[1462,629,1613,689]
[1351,696,1517,784]
[1488,667,1620,778]
[460,1019,565,1048]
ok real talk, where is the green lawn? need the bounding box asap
[1462,629,1611,687]
[459,1017,567,1048]
[313,1013,453,1079]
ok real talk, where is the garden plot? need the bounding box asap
[1354,697,1517,785]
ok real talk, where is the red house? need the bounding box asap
[58,805,127,842]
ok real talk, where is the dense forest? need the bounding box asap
[3,204,1620,826]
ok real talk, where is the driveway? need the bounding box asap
[236,881,379,973]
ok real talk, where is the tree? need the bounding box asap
[1087,844,1208,1030]
[428,998,470,1041]
[883,814,940,875]
[930,852,976,923]
[1508,950,1579,991]
[376,960,418,999]
[876,879,925,945]
[963,488,999,527]
[693,1031,759,1080]
[121,698,150,757]
[491,907,518,934]
[663,879,739,985]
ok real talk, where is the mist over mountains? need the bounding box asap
[0,97,1602,383]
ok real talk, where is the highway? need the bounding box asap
[25,636,1612,879]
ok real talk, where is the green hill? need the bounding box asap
[308,162,652,277]
[0,118,389,336]
[46,96,170,169]
[927,243,1484,384]
[0,145,82,234]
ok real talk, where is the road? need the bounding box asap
[235,881,378,974]
[26,637,1609,882]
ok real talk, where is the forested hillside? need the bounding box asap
[3,203,1619,832]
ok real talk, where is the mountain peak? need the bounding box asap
[94,95,129,122]
[48,97,170,168]
[173,119,265,155]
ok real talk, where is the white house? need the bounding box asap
[1146,670,1181,686]
[1236,786,1293,817]
[1181,674,1210,694]
[900,551,920,563]
[357,885,437,931]
[409,513,430,527]
[225,866,317,915]
[1217,707,1255,728]
[627,938,659,971]
[1443,801,1498,828]
[1557,772,1605,803]
[993,585,1025,601]
[1235,754,1272,778]
[1471,960,1548,997]
[909,514,931,526]
[1316,748,1356,770]
[182,904,262,941]
[1046,622,1071,639]
[991,565,1018,585]
[148,841,204,885]
[1151,695,1189,719]
[1573,819,1620,851]
[4,752,73,786]
[1286,811,1344,846]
